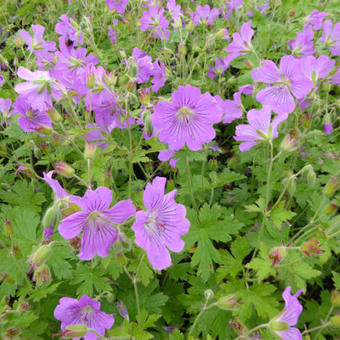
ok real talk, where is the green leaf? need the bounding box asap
[269,202,296,229]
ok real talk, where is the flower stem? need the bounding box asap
[234,323,268,340]
[188,301,217,337]
[301,321,331,336]
[185,152,199,214]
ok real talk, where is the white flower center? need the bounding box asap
[145,211,165,236]
[176,106,194,123]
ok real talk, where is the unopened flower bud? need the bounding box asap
[302,113,313,129]
[323,177,339,197]
[16,163,37,178]
[5,328,20,338]
[63,324,88,338]
[117,253,128,266]
[280,134,299,152]
[30,245,51,267]
[287,177,296,196]
[55,162,75,178]
[69,236,81,251]
[116,301,129,321]
[35,125,53,135]
[269,246,287,266]
[84,142,96,160]
[32,263,52,285]
[178,42,186,55]
[4,220,13,237]
[216,29,228,39]
[204,289,214,301]
[331,290,340,307]
[322,113,333,135]
[216,294,241,311]
[42,207,58,229]
[306,167,316,186]
[47,107,62,123]
[330,315,340,328]
[208,159,217,171]
[18,301,30,312]
[138,88,150,107]
[14,35,24,48]
[323,203,339,217]
[301,239,324,257]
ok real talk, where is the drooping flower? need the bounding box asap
[131,177,190,270]
[252,56,313,114]
[320,19,340,56]
[54,295,114,340]
[15,67,65,111]
[191,5,219,27]
[305,10,327,30]
[234,106,288,151]
[58,187,135,260]
[289,26,314,56]
[139,6,170,40]
[151,85,222,151]
[269,287,303,340]
[105,0,129,13]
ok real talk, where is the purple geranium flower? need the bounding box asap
[15,67,65,111]
[131,177,190,270]
[151,85,222,151]
[305,10,327,30]
[301,55,335,84]
[139,6,170,40]
[289,26,314,56]
[252,56,313,114]
[0,98,14,124]
[158,149,178,168]
[234,106,288,151]
[0,74,4,86]
[191,5,219,27]
[55,14,83,47]
[320,19,340,56]
[269,287,303,340]
[54,295,114,340]
[20,25,56,53]
[58,187,135,260]
[166,0,183,26]
[13,96,52,133]
[151,60,166,92]
[132,48,154,84]
[105,0,129,13]
[207,58,228,79]
[224,0,243,19]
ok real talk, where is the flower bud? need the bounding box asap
[4,220,13,237]
[187,20,195,32]
[330,315,340,328]
[178,42,186,55]
[117,253,128,266]
[142,110,153,137]
[306,167,316,186]
[331,290,340,307]
[63,325,88,338]
[47,107,62,123]
[138,88,150,107]
[269,246,287,266]
[323,203,339,217]
[42,207,58,229]
[55,162,75,178]
[69,236,81,251]
[301,239,324,257]
[322,113,332,135]
[35,125,53,135]
[18,301,30,312]
[32,263,52,285]
[84,142,96,160]
[204,289,214,301]
[116,301,129,321]
[5,328,20,338]
[208,159,217,171]
[16,163,37,178]
[287,177,296,196]
[280,134,300,152]
[323,177,339,197]
[302,113,313,129]
[30,245,51,267]
[216,294,241,311]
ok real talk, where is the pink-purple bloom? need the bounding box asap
[320,19,340,56]
[58,187,135,260]
[289,26,314,56]
[131,177,190,270]
[300,55,335,84]
[305,10,327,30]
[151,85,222,151]
[252,56,313,114]
[139,6,170,40]
[270,287,303,340]
[105,0,129,13]
[54,295,114,340]
[191,5,219,27]
[55,14,83,47]
[0,98,13,124]
[234,106,288,151]
[20,25,56,53]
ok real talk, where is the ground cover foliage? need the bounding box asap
[0,0,340,339]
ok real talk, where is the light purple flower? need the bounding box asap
[105,0,129,13]
[300,55,335,84]
[320,19,340,56]
[151,60,166,92]
[289,26,314,56]
[139,6,170,40]
[108,26,117,44]
[151,85,222,151]
[85,124,109,150]
[131,177,190,270]
[55,14,83,47]
[0,98,14,124]
[43,226,54,239]
[224,0,243,19]
[323,123,333,135]
[270,287,303,340]
[215,94,243,124]
[13,96,52,133]
[15,67,64,111]
[133,48,154,84]
[158,149,178,168]
[305,10,327,30]
[20,25,56,53]
[234,106,288,151]
[0,74,4,86]
[58,187,135,260]
[207,58,227,79]
[252,56,313,114]
[54,295,114,340]
[225,21,254,59]
[191,5,219,27]
[166,0,182,24]
[330,67,340,85]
